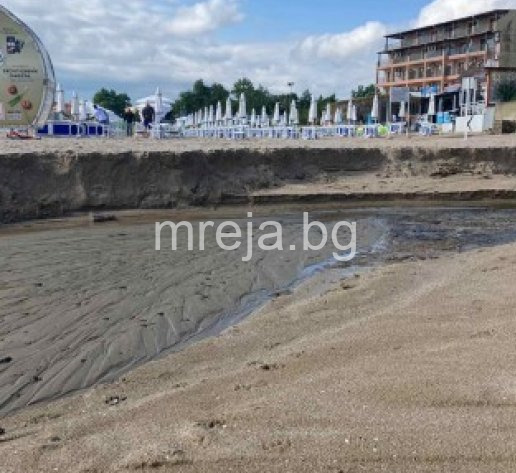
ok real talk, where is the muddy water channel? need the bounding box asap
[0,205,515,415]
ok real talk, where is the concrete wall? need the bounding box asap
[495,101,516,120]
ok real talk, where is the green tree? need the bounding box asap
[495,79,516,102]
[352,84,376,99]
[92,88,131,117]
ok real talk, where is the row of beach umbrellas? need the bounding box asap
[182,93,369,128]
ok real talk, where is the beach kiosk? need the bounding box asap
[0,6,55,135]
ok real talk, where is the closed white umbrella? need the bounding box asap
[238,93,247,120]
[56,84,65,114]
[282,111,288,126]
[399,101,406,119]
[155,86,163,123]
[208,104,214,125]
[273,102,280,124]
[308,94,318,125]
[216,101,223,123]
[289,99,298,125]
[334,107,343,124]
[225,97,233,121]
[352,105,358,122]
[71,91,79,119]
[204,106,209,124]
[428,93,436,116]
[261,105,268,126]
[78,100,87,121]
[347,98,353,124]
[197,109,203,126]
[250,108,257,127]
[371,93,379,121]
[325,102,332,123]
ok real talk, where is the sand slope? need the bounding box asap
[1,242,516,472]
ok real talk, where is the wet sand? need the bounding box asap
[1,234,516,472]
[0,208,385,415]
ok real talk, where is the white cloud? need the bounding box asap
[4,0,513,104]
[295,22,387,61]
[416,0,516,27]
[166,0,243,36]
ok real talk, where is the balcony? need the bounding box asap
[385,24,495,51]
[378,46,492,69]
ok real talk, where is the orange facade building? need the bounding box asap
[377,10,516,104]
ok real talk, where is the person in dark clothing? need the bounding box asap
[123,107,135,137]
[141,102,155,130]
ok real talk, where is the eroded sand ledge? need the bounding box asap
[2,135,516,223]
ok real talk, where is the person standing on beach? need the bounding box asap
[142,102,155,131]
[93,105,109,125]
[123,107,135,137]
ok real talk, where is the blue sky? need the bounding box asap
[3,0,516,103]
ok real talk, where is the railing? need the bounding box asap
[387,26,495,50]
[378,46,492,68]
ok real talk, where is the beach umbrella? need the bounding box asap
[352,105,358,122]
[261,105,268,126]
[225,97,233,121]
[203,107,209,125]
[197,109,202,126]
[289,99,298,125]
[347,97,353,124]
[282,111,288,126]
[71,91,79,119]
[250,108,257,127]
[399,101,406,119]
[428,93,436,116]
[238,92,247,120]
[325,102,332,123]
[78,100,87,121]
[308,94,318,125]
[155,86,163,123]
[208,104,214,125]
[273,102,280,124]
[216,101,223,123]
[334,107,343,124]
[371,93,379,121]
[55,83,65,114]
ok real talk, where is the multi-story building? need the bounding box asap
[377,10,516,103]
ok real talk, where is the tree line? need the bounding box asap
[92,80,377,124]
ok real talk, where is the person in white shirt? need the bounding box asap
[93,105,109,125]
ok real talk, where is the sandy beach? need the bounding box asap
[1,236,515,472]
[2,133,516,156]
[2,136,516,472]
